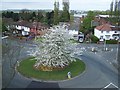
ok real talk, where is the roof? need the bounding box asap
[92,17,108,27]
[96,15,110,18]
[13,20,49,29]
[14,20,31,27]
[95,23,120,31]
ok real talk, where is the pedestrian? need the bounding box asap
[67,71,71,79]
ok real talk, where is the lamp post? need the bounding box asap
[104,39,106,51]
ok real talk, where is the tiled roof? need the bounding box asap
[95,23,120,31]
[96,24,112,31]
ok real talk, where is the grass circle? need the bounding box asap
[17,57,85,81]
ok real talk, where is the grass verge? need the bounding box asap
[17,57,85,80]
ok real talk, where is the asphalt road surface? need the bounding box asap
[58,50,118,88]
[2,38,119,89]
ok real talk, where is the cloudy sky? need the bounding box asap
[1,0,112,11]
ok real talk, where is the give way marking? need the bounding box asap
[101,83,118,90]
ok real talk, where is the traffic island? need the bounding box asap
[17,57,85,81]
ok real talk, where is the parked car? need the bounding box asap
[78,33,84,43]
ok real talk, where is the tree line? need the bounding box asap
[2,9,70,26]
[2,10,54,26]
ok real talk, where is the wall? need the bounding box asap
[94,28,120,40]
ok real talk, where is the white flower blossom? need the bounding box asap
[28,27,82,70]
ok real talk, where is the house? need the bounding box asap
[5,20,49,37]
[95,15,110,19]
[14,20,31,36]
[94,23,120,41]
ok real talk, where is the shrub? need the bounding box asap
[106,40,118,44]
[90,35,99,43]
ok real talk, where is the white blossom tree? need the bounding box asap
[28,27,81,71]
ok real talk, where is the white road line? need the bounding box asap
[101,83,118,90]
[110,83,119,88]
[106,60,109,62]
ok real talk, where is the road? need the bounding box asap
[2,38,119,89]
[2,38,36,88]
[69,17,80,31]
[58,44,118,88]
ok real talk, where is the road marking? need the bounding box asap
[101,83,118,90]
[110,62,112,64]
[2,36,8,39]
[106,60,109,62]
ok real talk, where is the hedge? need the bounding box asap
[106,40,118,44]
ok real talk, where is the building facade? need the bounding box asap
[94,23,120,41]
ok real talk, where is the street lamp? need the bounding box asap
[104,39,106,51]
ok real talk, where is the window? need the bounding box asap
[115,31,117,33]
[100,36,103,39]
[105,35,110,40]
[106,31,109,33]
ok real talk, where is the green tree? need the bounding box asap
[110,1,114,17]
[60,10,70,22]
[2,23,8,32]
[44,11,54,26]
[82,11,95,34]
[19,10,33,21]
[54,8,59,25]
[54,1,59,25]
[12,13,19,21]
[37,11,44,22]
[90,35,99,43]
[59,1,70,22]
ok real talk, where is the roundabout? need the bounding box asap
[5,43,118,88]
[3,28,118,88]
[17,57,86,81]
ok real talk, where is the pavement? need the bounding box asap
[2,38,119,89]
